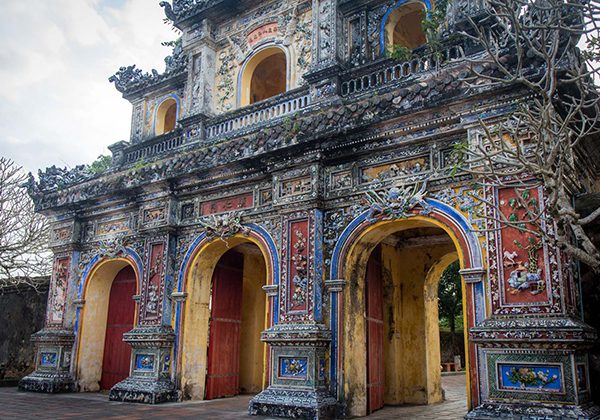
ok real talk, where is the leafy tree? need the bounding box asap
[438,260,463,334]
[448,0,600,271]
[87,154,112,176]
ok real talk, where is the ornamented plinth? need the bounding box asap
[249,323,337,419]
[18,329,75,393]
[109,325,178,404]
[469,316,600,420]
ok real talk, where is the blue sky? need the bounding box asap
[0,0,176,173]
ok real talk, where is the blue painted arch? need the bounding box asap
[379,0,432,56]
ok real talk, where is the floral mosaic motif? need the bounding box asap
[143,242,165,321]
[497,187,550,305]
[97,236,130,259]
[199,211,251,242]
[361,157,429,184]
[279,357,308,379]
[499,364,562,393]
[97,219,129,236]
[135,354,155,371]
[181,203,196,220]
[433,187,485,230]
[48,257,70,324]
[290,225,308,311]
[143,207,167,224]
[40,352,57,367]
[52,227,72,242]
[505,237,544,296]
[216,50,235,112]
[294,10,312,79]
[365,182,430,222]
[330,171,352,191]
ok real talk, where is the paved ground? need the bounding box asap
[0,374,467,419]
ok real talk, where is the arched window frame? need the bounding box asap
[154,94,180,136]
[237,43,291,108]
[379,0,432,57]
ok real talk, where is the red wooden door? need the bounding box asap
[206,251,244,400]
[366,245,384,413]
[100,266,136,390]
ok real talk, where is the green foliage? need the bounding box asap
[438,260,463,333]
[387,44,413,61]
[87,155,112,176]
[422,0,450,58]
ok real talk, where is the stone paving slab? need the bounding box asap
[0,374,467,419]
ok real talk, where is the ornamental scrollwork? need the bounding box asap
[199,211,251,242]
[365,181,430,222]
[97,236,130,259]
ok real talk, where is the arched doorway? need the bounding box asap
[361,225,460,413]
[240,47,288,106]
[76,259,139,392]
[155,97,178,136]
[382,1,428,54]
[330,199,486,417]
[99,266,136,390]
[178,235,272,400]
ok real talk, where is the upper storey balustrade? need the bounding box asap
[341,45,464,97]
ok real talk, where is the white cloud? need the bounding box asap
[0,0,175,173]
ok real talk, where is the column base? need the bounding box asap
[249,387,337,419]
[109,377,179,404]
[18,371,75,393]
[467,402,600,419]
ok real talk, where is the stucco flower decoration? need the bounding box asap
[365,181,431,222]
[199,211,251,243]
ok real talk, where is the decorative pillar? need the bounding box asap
[466,184,600,419]
[109,201,179,403]
[324,278,345,399]
[303,0,343,101]
[19,219,81,393]
[250,208,337,418]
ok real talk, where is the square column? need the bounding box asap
[249,208,337,418]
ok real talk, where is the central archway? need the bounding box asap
[176,227,279,400]
[329,199,486,417]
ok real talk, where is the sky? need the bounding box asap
[0,0,176,174]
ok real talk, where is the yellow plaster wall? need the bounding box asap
[239,252,267,393]
[180,237,269,400]
[343,218,466,417]
[240,47,287,107]
[77,259,134,392]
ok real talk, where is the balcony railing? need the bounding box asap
[125,131,191,163]
[205,88,312,140]
[340,45,464,97]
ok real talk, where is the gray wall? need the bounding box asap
[0,284,48,383]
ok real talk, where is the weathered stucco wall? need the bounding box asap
[0,284,48,383]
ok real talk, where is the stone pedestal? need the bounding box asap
[249,323,337,419]
[18,329,75,393]
[468,316,600,420]
[109,326,178,404]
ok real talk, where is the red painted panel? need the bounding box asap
[497,187,549,305]
[206,251,244,400]
[366,245,384,414]
[201,193,254,216]
[288,220,309,312]
[100,266,136,390]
